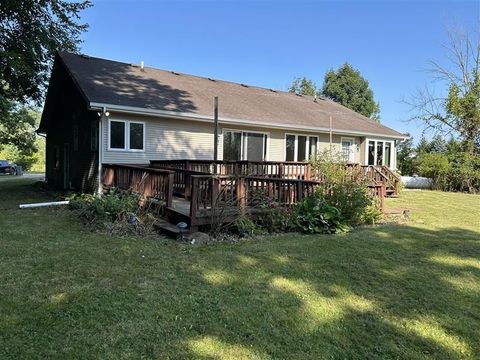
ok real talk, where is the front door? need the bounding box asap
[244,132,266,161]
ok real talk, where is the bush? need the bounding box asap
[416,152,451,189]
[294,192,347,234]
[318,182,381,226]
[69,189,141,223]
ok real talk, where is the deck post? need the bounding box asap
[278,163,284,178]
[166,172,174,208]
[296,182,304,202]
[190,176,198,218]
[237,177,247,215]
[211,177,219,208]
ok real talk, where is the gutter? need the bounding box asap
[89,102,407,140]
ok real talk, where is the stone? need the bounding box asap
[186,232,211,245]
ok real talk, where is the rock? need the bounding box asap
[186,232,210,245]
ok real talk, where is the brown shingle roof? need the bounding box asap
[58,51,404,138]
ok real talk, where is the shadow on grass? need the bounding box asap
[1,179,479,358]
[171,225,480,359]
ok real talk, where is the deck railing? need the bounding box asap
[149,159,312,179]
[102,164,174,207]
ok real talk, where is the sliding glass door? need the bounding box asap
[223,130,267,161]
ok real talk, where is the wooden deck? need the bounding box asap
[101,159,401,230]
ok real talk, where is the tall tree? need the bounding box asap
[321,63,380,121]
[397,134,416,175]
[0,0,91,104]
[0,0,91,151]
[288,77,317,96]
[407,27,480,154]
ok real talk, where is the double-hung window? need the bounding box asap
[109,120,145,151]
[285,134,318,161]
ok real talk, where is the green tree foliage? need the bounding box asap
[397,135,416,175]
[288,77,317,96]
[0,0,91,104]
[408,28,479,154]
[321,63,380,121]
[0,0,91,161]
[0,107,44,171]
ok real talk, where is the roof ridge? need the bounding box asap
[59,51,325,100]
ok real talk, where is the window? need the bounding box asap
[285,135,295,161]
[129,122,144,150]
[222,130,268,161]
[223,130,242,160]
[109,120,126,149]
[368,141,375,165]
[297,136,307,161]
[341,138,354,162]
[376,141,384,166]
[385,142,391,168]
[309,136,318,159]
[366,139,394,168]
[108,120,145,151]
[285,134,317,162]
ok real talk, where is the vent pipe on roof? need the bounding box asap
[141,61,144,72]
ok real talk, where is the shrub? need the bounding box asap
[416,152,451,189]
[317,182,379,226]
[69,189,141,223]
[294,192,347,234]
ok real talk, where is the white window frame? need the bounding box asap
[284,133,318,162]
[365,138,395,168]
[108,119,145,152]
[222,129,269,161]
[341,137,355,163]
[128,121,146,152]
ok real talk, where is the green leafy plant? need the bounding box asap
[294,193,348,234]
[68,189,140,223]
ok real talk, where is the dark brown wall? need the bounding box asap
[43,58,99,193]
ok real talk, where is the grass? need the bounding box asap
[0,177,479,359]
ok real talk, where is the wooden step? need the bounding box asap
[154,219,182,238]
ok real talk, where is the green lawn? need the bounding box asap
[1,177,479,359]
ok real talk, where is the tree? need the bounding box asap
[321,63,380,121]
[407,27,480,154]
[397,134,416,175]
[0,0,91,154]
[0,0,91,104]
[288,77,317,96]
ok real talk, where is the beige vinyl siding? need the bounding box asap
[101,112,375,165]
[102,113,214,164]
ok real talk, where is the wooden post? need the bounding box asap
[190,176,198,218]
[296,182,304,203]
[211,177,219,208]
[166,172,174,208]
[237,177,247,215]
[213,96,219,163]
[278,163,284,178]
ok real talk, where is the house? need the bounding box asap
[39,51,405,193]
